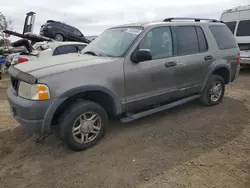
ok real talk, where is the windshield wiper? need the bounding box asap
[83,51,99,56]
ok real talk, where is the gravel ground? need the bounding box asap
[0,71,250,188]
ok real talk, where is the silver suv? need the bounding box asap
[7,18,240,151]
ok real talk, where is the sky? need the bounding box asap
[1,0,249,41]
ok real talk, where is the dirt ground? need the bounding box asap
[0,71,250,188]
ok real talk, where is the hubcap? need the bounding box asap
[55,34,63,41]
[72,112,101,144]
[209,81,222,102]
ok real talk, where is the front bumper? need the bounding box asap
[7,87,55,133]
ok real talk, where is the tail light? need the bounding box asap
[237,52,240,65]
[17,57,28,64]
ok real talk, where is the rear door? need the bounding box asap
[67,27,82,41]
[170,26,211,97]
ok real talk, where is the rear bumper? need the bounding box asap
[232,64,240,81]
[240,58,250,65]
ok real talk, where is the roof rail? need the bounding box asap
[163,17,223,23]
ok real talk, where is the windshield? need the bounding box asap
[81,27,143,57]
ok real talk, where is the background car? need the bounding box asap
[40,20,91,43]
[6,41,87,66]
[221,5,250,67]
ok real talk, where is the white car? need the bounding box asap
[220,5,250,66]
[6,41,87,66]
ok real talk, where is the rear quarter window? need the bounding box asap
[209,25,237,50]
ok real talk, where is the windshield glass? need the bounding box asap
[81,27,143,57]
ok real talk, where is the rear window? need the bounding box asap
[225,21,237,34]
[236,20,250,36]
[209,25,237,50]
[77,45,86,51]
[53,45,78,55]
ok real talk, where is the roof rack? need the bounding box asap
[163,17,224,23]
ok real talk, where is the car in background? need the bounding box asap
[6,41,87,66]
[221,5,250,67]
[40,20,91,44]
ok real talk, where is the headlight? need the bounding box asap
[18,81,50,100]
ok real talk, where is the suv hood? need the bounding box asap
[14,53,116,78]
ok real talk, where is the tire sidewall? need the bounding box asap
[60,101,108,151]
[204,75,225,106]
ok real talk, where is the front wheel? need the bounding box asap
[200,75,225,106]
[59,100,108,151]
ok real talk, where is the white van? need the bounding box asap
[221,5,250,66]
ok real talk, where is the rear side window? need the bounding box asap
[225,21,237,34]
[53,45,78,55]
[195,26,208,52]
[209,25,237,50]
[172,26,199,55]
[77,45,86,51]
[236,20,250,36]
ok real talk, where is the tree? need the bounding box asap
[0,38,10,47]
[0,12,12,47]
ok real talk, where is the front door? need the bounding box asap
[124,26,178,111]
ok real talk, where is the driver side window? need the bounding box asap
[139,27,173,60]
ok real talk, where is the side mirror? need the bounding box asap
[136,49,152,63]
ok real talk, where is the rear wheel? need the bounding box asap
[58,100,108,151]
[54,34,64,41]
[200,75,225,106]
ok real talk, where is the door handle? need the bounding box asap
[165,61,177,68]
[204,55,213,61]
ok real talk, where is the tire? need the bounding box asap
[0,72,2,80]
[200,75,225,106]
[58,100,108,151]
[54,34,64,41]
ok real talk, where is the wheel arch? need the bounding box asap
[42,86,122,132]
[202,65,231,91]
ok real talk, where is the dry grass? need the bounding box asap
[0,74,10,89]
[0,100,18,131]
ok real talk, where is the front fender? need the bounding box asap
[42,85,122,132]
[59,86,121,113]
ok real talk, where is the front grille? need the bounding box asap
[10,77,19,92]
